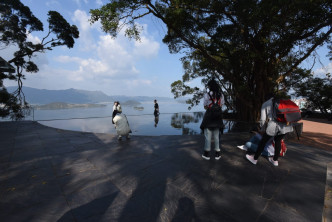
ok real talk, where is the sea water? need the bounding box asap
[3,101,235,136]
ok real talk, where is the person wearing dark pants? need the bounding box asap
[253,133,285,165]
[246,95,293,167]
[154,99,159,116]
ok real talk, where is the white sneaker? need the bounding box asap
[246,154,257,165]
[237,145,248,151]
[215,151,221,160]
[268,157,278,166]
[202,151,210,160]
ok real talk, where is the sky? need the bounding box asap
[2,0,331,98]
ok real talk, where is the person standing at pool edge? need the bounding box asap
[154,99,159,116]
[200,79,223,160]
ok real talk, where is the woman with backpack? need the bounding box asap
[246,94,294,167]
[200,79,224,160]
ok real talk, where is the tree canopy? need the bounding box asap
[91,0,332,121]
[294,73,332,120]
[0,0,79,120]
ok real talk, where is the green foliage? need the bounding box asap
[0,0,43,45]
[47,11,79,48]
[91,0,332,121]
[0,88,29,120]
[90,1,146,41]
[0,0,79,120]
[294,74,332,120]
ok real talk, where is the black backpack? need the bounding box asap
[207,94,222,120]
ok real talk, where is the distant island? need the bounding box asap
[33,102,106,110]
[121,100,144,110]
[133,106,144,111]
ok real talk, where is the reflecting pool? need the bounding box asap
[38,112,238,136]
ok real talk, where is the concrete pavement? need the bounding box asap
[0,121,331,221]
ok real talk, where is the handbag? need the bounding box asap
[279,139,287,156]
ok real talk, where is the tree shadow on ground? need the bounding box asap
[53,130,281,221]
[51,130,216,221]
[1,121,329,221]
[51,127,267,221]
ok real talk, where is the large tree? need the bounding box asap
[0,0,79,120]
[294,73,332,120]
[90,0,332,121]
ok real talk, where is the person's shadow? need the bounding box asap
[171,197,200,222]
[116,137,204,222]
[57,193,118,221]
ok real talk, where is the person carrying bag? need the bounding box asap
[200,79,224,160]
[246,94,293,167]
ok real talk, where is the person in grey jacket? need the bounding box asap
[246,94,293,166]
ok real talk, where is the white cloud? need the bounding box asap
[55,46,136,81]
[55,55,115,80]
[72,10,98,51]
[314,62,332,78]
[70,9,160,81]
[55,55,81,63]
[27,33,41,44]
[73,10,92,32]
[2,5,165,96]
[133,35,160,58]
[96,35,136,74]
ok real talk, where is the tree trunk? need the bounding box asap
[234,61,273,122]
[235,95,261,122]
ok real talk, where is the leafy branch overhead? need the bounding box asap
[0,0,79,120]
[91,0,332,121]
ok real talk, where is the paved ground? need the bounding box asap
[289,119,332,151]
[0,121,331,222]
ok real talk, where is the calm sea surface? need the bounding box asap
[4,102,236,136]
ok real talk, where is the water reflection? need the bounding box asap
[170,112,204,135]
[38,112,245,136]
[154,115,159,127]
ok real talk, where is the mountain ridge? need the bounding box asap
[6,86,178,105]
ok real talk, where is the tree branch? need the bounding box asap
[145,3,232,78]
[277,27,332,83]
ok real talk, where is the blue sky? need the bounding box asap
[2,0,331,97]
[2,0,188,97]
